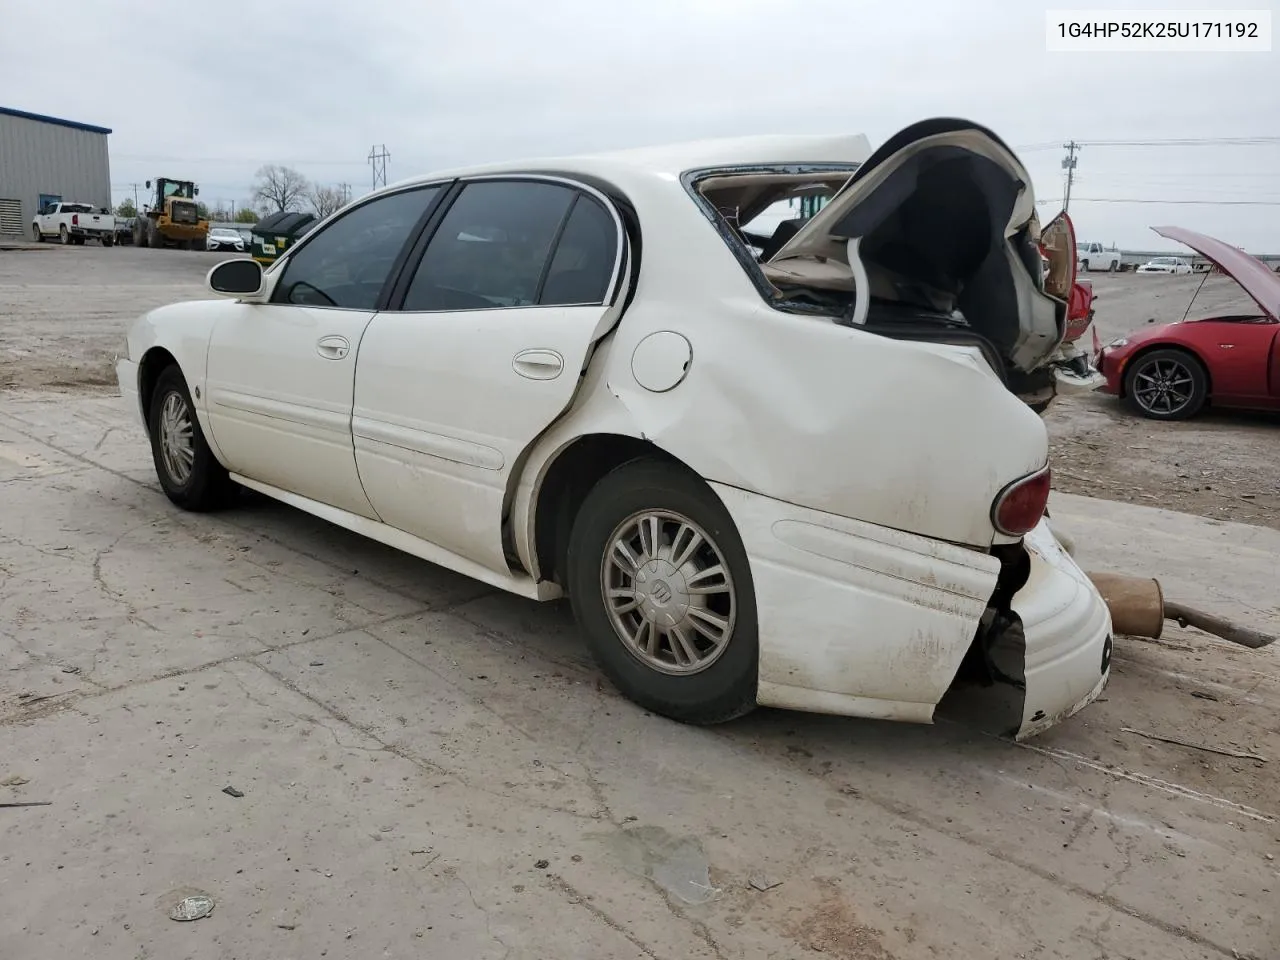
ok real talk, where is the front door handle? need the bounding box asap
[316,335,350,360]
[512,348,564,380]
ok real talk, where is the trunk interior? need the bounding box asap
[694,132,1068,386]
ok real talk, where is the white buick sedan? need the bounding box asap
[117,118,1112,739]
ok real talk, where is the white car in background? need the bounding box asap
[116,118,1112,739]
[206,227,246,252]
[1137,256,1193,275]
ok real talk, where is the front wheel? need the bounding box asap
[147,365,237,511]
[1124,348,1208,421]
[567,458,758,725]
[32,224,43,243]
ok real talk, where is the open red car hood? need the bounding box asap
[1152,225,1280,321]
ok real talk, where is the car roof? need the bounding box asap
[383,133,873,193]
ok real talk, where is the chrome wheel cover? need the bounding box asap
[158,391,195,485]
[601,510,737,676]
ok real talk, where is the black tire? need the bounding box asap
[566,458,758,725]
[1124,348,1208,421]
[102,237,114,248]
[147,365,237,511]
[1108,260,1117,273]
[59,225,70,245]
[32,224,43,243]
[1079,259,1089,273]
[134,221,148,248]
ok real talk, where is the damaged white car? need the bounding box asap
[117,118,1112,739]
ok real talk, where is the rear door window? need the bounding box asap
[402,180,578,311]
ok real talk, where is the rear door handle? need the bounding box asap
[512,349,564,380]
[316,335,350,360]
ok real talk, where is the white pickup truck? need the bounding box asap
[1076,241,1120,272]
[32,202,116,246]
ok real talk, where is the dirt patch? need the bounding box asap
[1045,392,1279,532]
[0,245,214,393]
[777,880,894,959]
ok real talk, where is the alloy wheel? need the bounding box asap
[1132,357,1195,416]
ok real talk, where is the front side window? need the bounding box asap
[402,180,577,311]
[272,186,441,309]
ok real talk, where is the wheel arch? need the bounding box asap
[1118,341,1214,399]
[529,432,701,588]
[138,346,180,419]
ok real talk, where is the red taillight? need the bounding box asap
[992,466,1051,537]
[72,214,79,226]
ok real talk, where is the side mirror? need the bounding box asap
[194,187,200,196]
[208,259,264,298]
[145,180,151,189]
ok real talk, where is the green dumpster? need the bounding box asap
[250,212,318,266]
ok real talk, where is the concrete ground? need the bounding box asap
[2,392,1278,960]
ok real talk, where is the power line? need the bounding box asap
[1036,197,1280,206]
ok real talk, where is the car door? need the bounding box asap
[203,184,445,518]
[352,177,628,573]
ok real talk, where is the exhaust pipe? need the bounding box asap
[1086,571,1276,649]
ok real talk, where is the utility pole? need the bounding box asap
[128,182,142,211]
[339,182,352,205]
[368,145,390,191]
[1061,141,1080,213]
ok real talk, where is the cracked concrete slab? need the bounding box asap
[2,393,1277,960]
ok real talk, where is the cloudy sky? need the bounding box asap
[2,0,1277,250]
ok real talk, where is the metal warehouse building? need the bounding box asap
[0,106,112,239]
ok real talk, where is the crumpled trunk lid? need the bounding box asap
[764,118,1068,375]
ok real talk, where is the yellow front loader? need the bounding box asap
[134,177,209,251]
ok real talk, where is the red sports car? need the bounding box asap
[1097,226,1280,420]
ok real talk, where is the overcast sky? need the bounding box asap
[2,0,1277,250]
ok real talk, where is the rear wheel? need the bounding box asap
[1124,348,1208,421]
[59,225,70,245]
[567,458,758,725]
[147,365,237,511]
[1079,259,1089,272]
[102,237,114,247]
[1108,260,1117,272]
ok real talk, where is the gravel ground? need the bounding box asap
[2,246,1276,528]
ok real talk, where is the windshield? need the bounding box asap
[162,181,195,199]
[62,203,94,213]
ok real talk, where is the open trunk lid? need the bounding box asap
[1151,225,1280,320]
[763,118,1067,374]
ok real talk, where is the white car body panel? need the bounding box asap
[205,302,380,518]
[352,301,619,574]
[118,124,1112,739]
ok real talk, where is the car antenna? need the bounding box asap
[1179,268,1211,324]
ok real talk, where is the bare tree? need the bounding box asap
[252,164,309,213]
[309,184,346,219]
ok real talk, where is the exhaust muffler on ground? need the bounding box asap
[1085,571,1276,650]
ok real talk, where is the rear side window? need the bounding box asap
[403,180,586,311]
[271,186,440,309]
[539,195,618,306]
